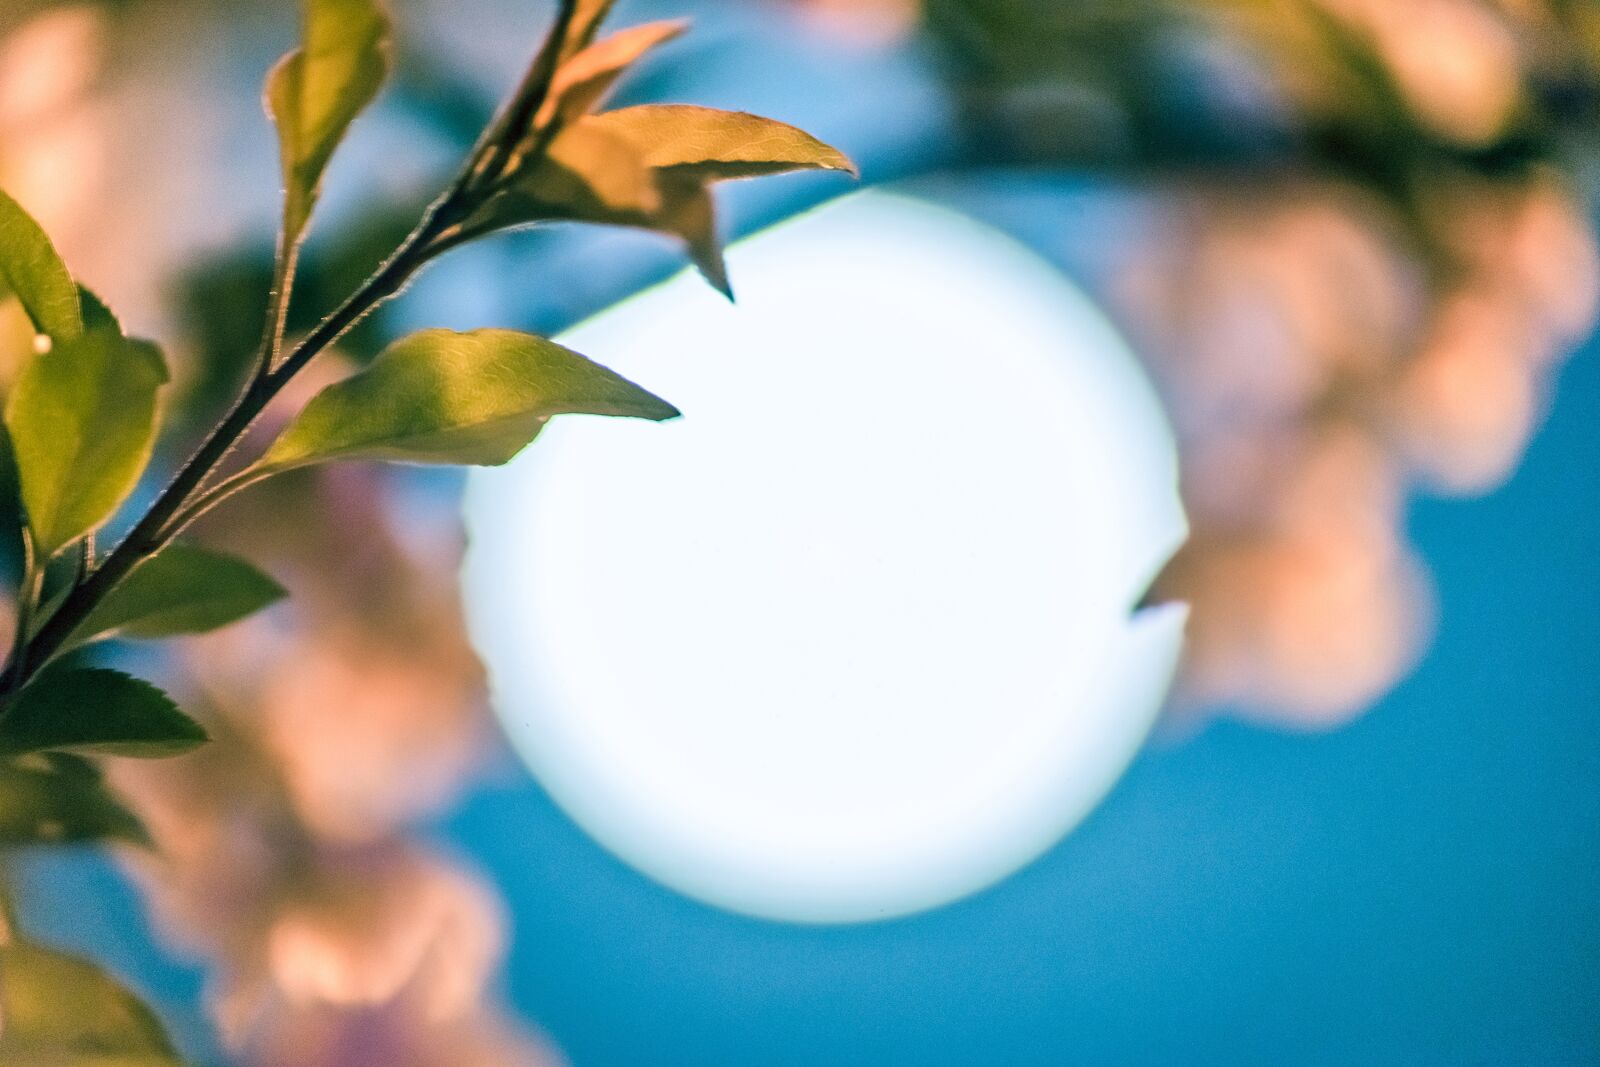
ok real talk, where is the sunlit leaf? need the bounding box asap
[0,669,206,760]
[585,105,858,181]
[3,331,168,557]
[539,19,689,127]
[254,328,677,474]
[0,936,182,1064]
[468,130,726,291]
[0,188,82,344]
[266,0,393,244]
[478,121,661,233]
[470,107,852,296]
[0,754,149,847]
[647,173,727,296]
[523,0,620,81]
[71,545,287,646]
[511,172,723,290]
[485,0,620,179]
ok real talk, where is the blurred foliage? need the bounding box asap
[0,926,182,1066]
[914,0,1600,307]
[923,0,1600,164]
[0,753,147,847]
[895,0,1600,720]
[0,938,183,1065]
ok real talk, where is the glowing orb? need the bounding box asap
[462,191,1186,923]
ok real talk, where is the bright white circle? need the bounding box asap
[462,191,1187,924]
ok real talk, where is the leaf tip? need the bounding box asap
[690,245,735,301]
[813,139,860,179]
[649,396,684,422]
[659,16,694,40]
[173,727,212,753]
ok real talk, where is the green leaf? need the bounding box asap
[585,105,858,181]
[0,669,207,760]
[0,188,82,344]
[76,285,122,336]
[71,544,286,646]
[265,0,393,244]
[0,754,149,847]
[3,330,168,558]
[4,331,167,558]
[539,19,689,127]
[253,328,678,474]
[0,936,182,1064]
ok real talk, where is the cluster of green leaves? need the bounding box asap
[0,0,850,1056]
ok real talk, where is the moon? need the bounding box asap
[462,191,1187,924]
